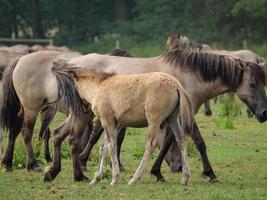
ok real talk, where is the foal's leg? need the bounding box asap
[204,101,212,116]
[21,109,42,171]
[128,125,160,185]
[44,116,71,181]
[168,120,191,185]
[79,119,103,170]
[90,135,109,185]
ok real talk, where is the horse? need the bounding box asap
[43,48,267,182]
[0,51,82,171]
[0,49,135,172]
[167,34,267,116]
[0,50,23,160]
[53,67,195,186]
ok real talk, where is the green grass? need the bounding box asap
[0,102,267,200]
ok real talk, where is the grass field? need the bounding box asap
[0,102,267,200]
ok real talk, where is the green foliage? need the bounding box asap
[1,0,267,48]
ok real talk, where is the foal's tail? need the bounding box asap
[0,58,24,134]
[178,88,195,134]
[52,60,88,117]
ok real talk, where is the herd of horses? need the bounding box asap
[0,34,266,186]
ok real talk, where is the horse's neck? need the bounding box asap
[177,72,230,113]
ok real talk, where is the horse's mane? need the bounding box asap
[75,69,116,83]
[162,49,266,89]
[108,49,134,57]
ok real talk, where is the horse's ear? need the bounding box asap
[177,33,181,38]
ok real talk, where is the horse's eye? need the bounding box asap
[249,83,256,88]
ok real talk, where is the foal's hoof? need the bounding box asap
[90,177,100,185]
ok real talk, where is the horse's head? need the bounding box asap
[236,63,267,122]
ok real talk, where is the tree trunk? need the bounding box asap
[115,0,128,20]
[31,0,45,38]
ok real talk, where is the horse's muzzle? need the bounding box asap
[256,110,267,123]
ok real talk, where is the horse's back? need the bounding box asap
[12,51,66,110]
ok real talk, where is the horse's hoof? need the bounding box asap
[81,165,88,172]
[74,175,90,182]
[45,157,53,164]
[209,177,220,183]
[2,166,13,172]
[32,165,43,173]
[205,111,212,116]
[27,162,42,172]
[156,177,166,182]
[44,171,53,182]
[119,165,126,173]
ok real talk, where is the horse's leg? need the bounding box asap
[191,122,217,182]
[150,126,173,182]
[79,121,93,154]
[168,120,191,185]
[79,119,103,170]
[44,116,71,181]
[39,107,57,163]
[90,135,109,185]
[22,109,41,171]
[43,128,52,163]
[128,125,160,185]
[0,128,3,160]
[116,127,126,171]
[68,114,90,181]
[204,101,212,116]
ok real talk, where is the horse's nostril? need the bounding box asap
[262,110,267,116]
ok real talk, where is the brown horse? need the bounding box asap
[43,48,267,182]
[0,49,135,172]
[167,34,267,116]
[54,67,195,185]
[0,50,23,160]
[0,51,82,171]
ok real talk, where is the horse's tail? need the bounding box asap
[0,58,24,134]
[177,88,195,135]
[51,60,87,117]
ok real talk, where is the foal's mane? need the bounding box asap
[162,49,266,89]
